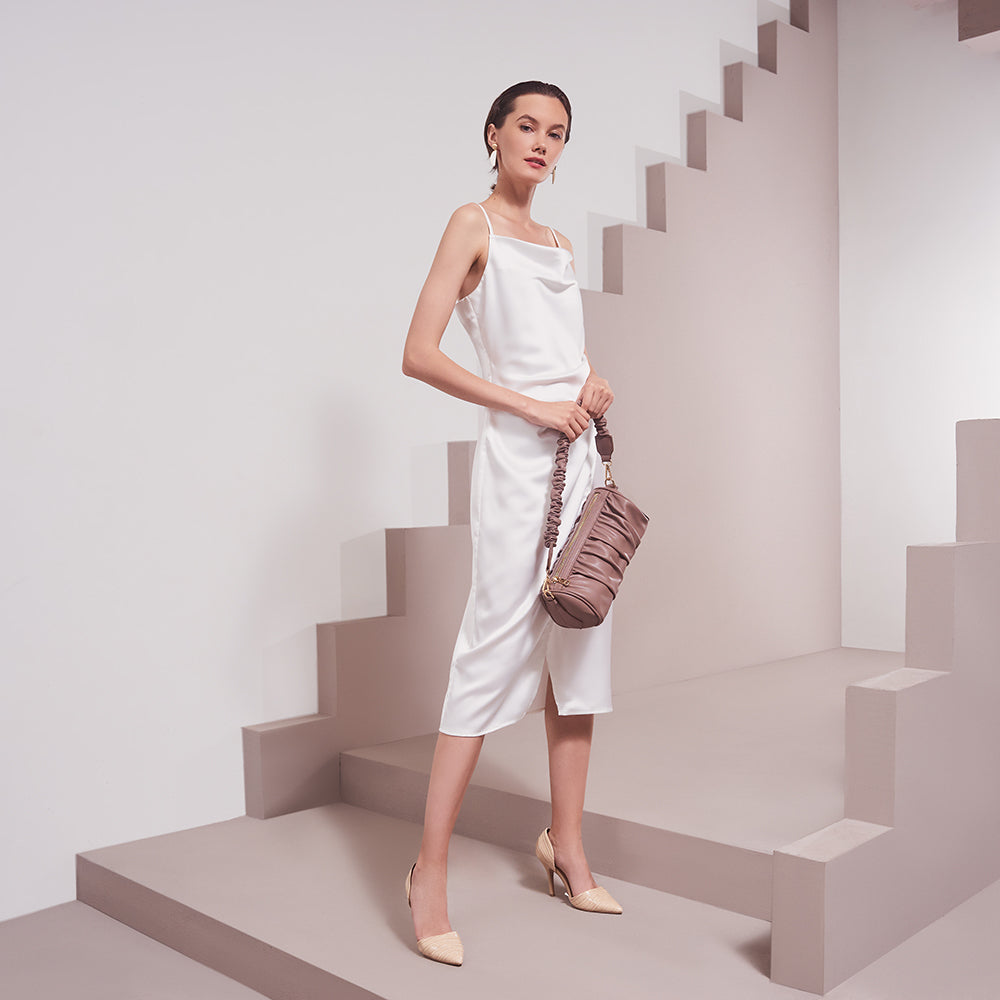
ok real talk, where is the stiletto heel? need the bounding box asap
[543,863,555,896]
[534,828,623,914]
[405,863,464,966]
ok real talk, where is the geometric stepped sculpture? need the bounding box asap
[582,0,842,692]
[771,420,1000,993]
[242,441,474,818]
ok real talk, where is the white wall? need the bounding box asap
[0,0,769,921]
[839,0,1000,650]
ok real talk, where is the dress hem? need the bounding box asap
[438,703,613,740]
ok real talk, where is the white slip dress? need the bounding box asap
[438,203,614,737]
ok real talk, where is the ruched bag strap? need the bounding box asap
[543,415,614,570]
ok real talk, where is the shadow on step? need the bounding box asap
[736,929,772,978]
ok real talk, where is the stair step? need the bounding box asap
[0,901,268,999]
[959,0,1000,50]
[342,648,903,919]
[76,803,775,1000]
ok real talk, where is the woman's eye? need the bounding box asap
[520,123,532,132]
[549,133,564,141]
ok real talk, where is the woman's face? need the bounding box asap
[488,94,568,186]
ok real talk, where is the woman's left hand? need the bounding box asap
[577,372,614,418]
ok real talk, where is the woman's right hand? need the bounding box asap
[524,399,591,441]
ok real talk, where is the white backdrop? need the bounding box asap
[838,0,1000,650]
[0,0,767,921]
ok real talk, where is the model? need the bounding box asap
[401,80,621,967]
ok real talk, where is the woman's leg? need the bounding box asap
[408,732,484,940]
[544,675,598,895]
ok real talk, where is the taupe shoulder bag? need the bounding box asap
[540,416,649,628]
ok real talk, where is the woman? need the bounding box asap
[401,81,621,967]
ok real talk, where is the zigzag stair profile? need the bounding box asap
[72,1,1000,996]
[771,420,1000,993]
[74,422,1000,1000]
[242,439,475,819]
[588,0,842,695]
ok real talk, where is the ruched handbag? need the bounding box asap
[539,415,649,628]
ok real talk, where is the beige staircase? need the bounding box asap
[242,440,475,819]
[771,420,1000,992]
[73,423,1000,999]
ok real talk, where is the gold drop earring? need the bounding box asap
[489,144,498,169]
[551,165,557,184]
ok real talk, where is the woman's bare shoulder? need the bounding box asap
[436,202,487,247]
[447,202,489,230]
[433,203,489,265]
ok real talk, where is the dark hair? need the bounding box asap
[483,81,573,164]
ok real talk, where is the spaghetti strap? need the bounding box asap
[476,202,494,236]
[549,227,561,249]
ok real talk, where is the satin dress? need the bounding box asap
[438,203,613,737]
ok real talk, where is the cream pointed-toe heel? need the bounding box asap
[405,863,464,966]
[534,828,623,914]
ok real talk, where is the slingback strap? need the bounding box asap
[543,415,614,570]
